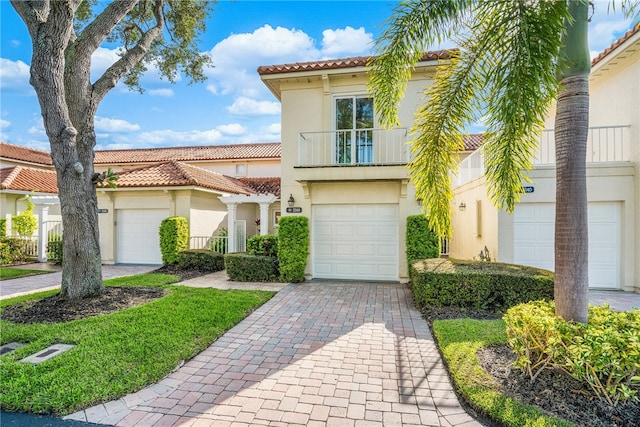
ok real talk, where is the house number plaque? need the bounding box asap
[286,207,302,213]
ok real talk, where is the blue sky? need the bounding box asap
[0,1,636,151]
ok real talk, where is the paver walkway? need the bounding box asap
[66,282,483,427]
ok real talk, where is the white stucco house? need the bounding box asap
[0,142,282,265]
[258,52,480,282]
[450,24,640,293]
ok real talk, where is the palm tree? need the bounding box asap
[369,0,637,322]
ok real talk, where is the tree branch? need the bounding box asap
[91,0,164,103]
[73,0,139,56]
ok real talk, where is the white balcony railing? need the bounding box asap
[453,125,632,188]
[535,125,631,165]
[298,128,409,167]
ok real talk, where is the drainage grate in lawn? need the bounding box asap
[19,344,75,364]
[0,342,26,356]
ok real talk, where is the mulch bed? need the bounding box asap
[422,306,640,427]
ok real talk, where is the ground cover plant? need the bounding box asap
[0,267,51,281]
[431,315,640,426]
[0,272,275,415]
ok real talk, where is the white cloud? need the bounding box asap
[0,119,10,129]
[321,27,373,57]
[588,9,634,54]
[205,25,320,97]
[94,116,140,132]
[0,58,31,90]
[28,118,46,137]
[227,97,280,116]
[264,123,281,135]
[148,88,175,97]
[11,40,21,47]
[217,123,247,135]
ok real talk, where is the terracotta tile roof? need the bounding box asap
[238,177,281,197]
[114,161,253,195]
[0,166,58,193]
[94,142,281,165]
[0,142,53,166]
[463,134,484,151]
[257,51,453,75]
[592,22,640,66]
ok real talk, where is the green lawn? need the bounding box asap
[432,318,575,427]
[0,273,275,415]
[0,267,52,281]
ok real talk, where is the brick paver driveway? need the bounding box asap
[68,282,482,426]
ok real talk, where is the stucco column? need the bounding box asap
[36,205,49,262]
[226,202,237,253]
[259,203,270,235]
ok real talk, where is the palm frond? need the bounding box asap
[368,0,473,128]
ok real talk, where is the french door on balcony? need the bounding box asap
[335,96,374,164]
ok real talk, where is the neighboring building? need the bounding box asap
[0,141,282,264]
[259,52,457,282]
[451,23,640,292]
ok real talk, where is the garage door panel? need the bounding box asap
[117,209,167,264]
[514,202,620,289]
[313,204,398,281]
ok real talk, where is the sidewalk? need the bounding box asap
[0,264,159,300]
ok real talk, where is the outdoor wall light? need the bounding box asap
[288,194,295,207]
[459,202,466,211]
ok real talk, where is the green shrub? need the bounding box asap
[0,237,33,265]
[12,199,37,236]
[224,253,279,282]
[0,218,6,238]
[247,234,278,257]
[177,249,225,272]
[47,240,63,264]
[159,217,189,265]
[406,215,440,266]
[277,216,308,283]
[505,301,640,406]
[409,258,554,312]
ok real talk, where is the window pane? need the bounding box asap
[336,98,353,130]
[355,98,373,129]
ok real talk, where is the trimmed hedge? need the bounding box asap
[247,234,278,257]
[159,217,189,265]
[0,237,34,265]
[277,216,308,283]
[177,249,225,272]
[406,215,439,266]
[410,258,554,312]
[224,253,279,282]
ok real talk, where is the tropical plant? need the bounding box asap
[369,0,638,322]
[10,0,215,298]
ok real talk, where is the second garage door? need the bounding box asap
[117,209,168,264]
[513,202,621,289]
[312,204,399,281]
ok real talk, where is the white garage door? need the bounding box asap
[513,202,620,289]
[117,209,168,264]
[313,204,399,281]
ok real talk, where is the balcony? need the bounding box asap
[453,125,632,188]
[298,128,409,167]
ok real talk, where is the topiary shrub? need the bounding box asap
[505,301,640,405]
[224,252,279,282]
[277,216,308,283]
[177,249,225,272]
[406,215,440,266]
[247,234,278,257]
[410,258,554,312]
[159,216,189,265]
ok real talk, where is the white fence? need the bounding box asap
[190,236,229,253]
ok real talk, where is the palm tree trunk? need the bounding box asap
[554,0,590,323]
